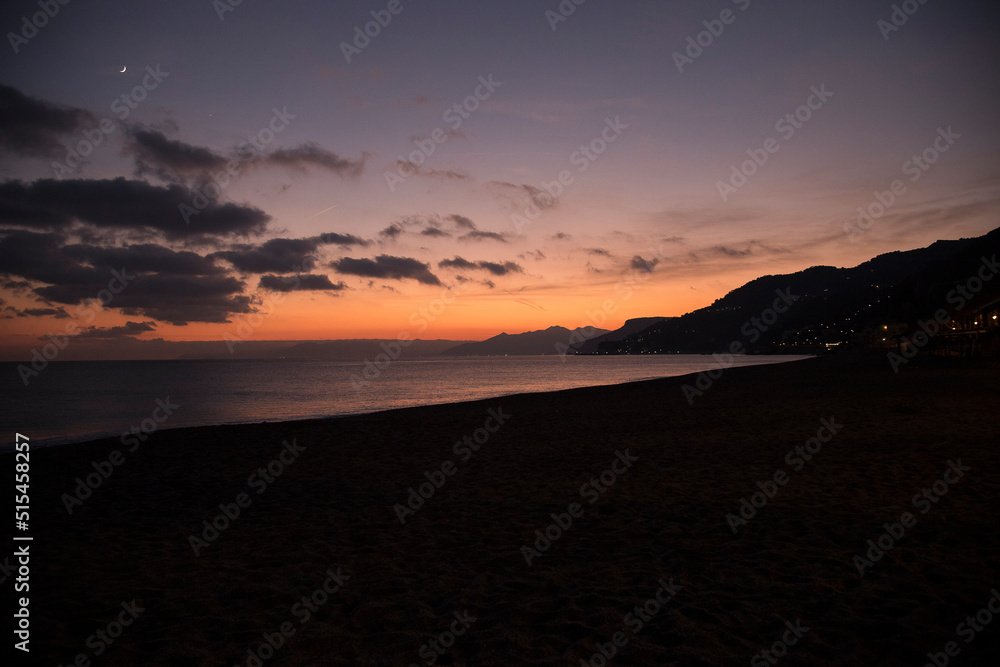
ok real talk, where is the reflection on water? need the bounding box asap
[0,355,811,447]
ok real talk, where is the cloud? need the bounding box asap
[210,233,369,275]
[379,223,405,241]
[331,255,441,285]
[438,257,477,271]
[0,229,255,326]
[630,255,659,273]
[700,241,791,260]
[2,279,32,291]
[213,238,319,273]
[0,229,89,286]
[0,84,96,157]
[0,177,270,239]
[586,248,613,257]
[314,232,369,247]
[377,214,481,241]
[11,306,70,319]
[262,143,366,177]
[711,246,753,258]
[438,257,523,276]
[63,243,224,275]
[38,273,253,326]
[471,260,522,276]
[258,274,347,292]
[126,128,228,183]
[518,250,546,261]
[487,181,558,211]
[71,321,156,339]
[448,214,477,230]
[394,160,468,181]
[124,129,366,185]
[459,230,508,243]
[550,232,572,241]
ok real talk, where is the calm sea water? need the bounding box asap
[0,355,810,448]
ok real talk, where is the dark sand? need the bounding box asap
[11,354,1000,665]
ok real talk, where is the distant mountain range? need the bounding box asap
[441,326,609,356]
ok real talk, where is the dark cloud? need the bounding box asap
[438,257,476,271]
[379,223,404,240]
[0,84,96,157]
[258,274,347,292]
[0,178,270,239]
[126,128,228,183]
[43,273,253,325]
[477,261,522,275]
[123,128,366,184]
[0,229,107,287]
[438,257,522,276]
[488,181,558,211]
[707,242,789,258]
[71,321,157,339]
[630,256,659,273]
[263,143,366,177]
[586,248,613,257]
[395,160,467,181]
[459,230,508,243]
[331,255,441,285]
[550,232,572,241]
[63,243,224,275]
[712,246,752,258]
[376,214,477,241]
[413,214,477,238]
[0,229,253,325]
[213,233,369,274]
[518,250,546,261]
[213,238,318,273]
[449,214,477,230]
[12,307,70,319]
[315,232,369,247]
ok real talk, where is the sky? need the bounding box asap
[0,0,998,357]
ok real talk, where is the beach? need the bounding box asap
[13,353,1000,665]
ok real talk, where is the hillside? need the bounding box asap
[598,227,1000,354]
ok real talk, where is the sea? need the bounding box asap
[0,354,811,449]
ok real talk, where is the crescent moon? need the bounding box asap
[120,66,127,73]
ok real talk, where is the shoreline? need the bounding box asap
[15,353,1000,665]
[1,353,813,451]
